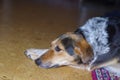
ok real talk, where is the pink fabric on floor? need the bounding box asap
[91,68,120,80]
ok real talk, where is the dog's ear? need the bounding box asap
[74,34,93,63]
[61,33,93,63]
[61,38,74,56]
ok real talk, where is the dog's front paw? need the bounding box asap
[87,65,98,71]
[24,48,48,60]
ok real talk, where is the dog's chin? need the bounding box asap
[38,64,60,69]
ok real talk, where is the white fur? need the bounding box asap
[25,48,48,60]
[80,17,110,56]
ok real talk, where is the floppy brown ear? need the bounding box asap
[75,37,93,63]
[62,32,93,63]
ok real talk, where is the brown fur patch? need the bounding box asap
[59,33,93,63]
[74,47,81,55]
[41,50,54,62]
[75,38,93,63]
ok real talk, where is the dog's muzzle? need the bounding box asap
[35,58,59,68]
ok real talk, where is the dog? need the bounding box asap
[25,17,120,75]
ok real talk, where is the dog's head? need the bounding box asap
[35,32,93,68]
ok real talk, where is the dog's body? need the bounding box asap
[75,17,120,69]
[25,17,120,75]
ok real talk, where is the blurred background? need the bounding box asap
[0,0,120,80]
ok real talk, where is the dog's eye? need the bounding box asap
[55,46,61,52]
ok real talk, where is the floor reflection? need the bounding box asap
[2,0,12,24]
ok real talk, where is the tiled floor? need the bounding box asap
[0,0,119,80]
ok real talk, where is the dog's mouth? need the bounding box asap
[35,58,60,68]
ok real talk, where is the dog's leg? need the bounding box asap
[88,58,119,71]
[88,48,120,71]
[69,64,90,70]
[24,48,48,60]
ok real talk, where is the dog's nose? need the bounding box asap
[35,58,42,65]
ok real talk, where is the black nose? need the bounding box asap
[35,58,42,65]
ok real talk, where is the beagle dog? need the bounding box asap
[25,17,120,74]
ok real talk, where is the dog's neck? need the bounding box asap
[80,17,110,56]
